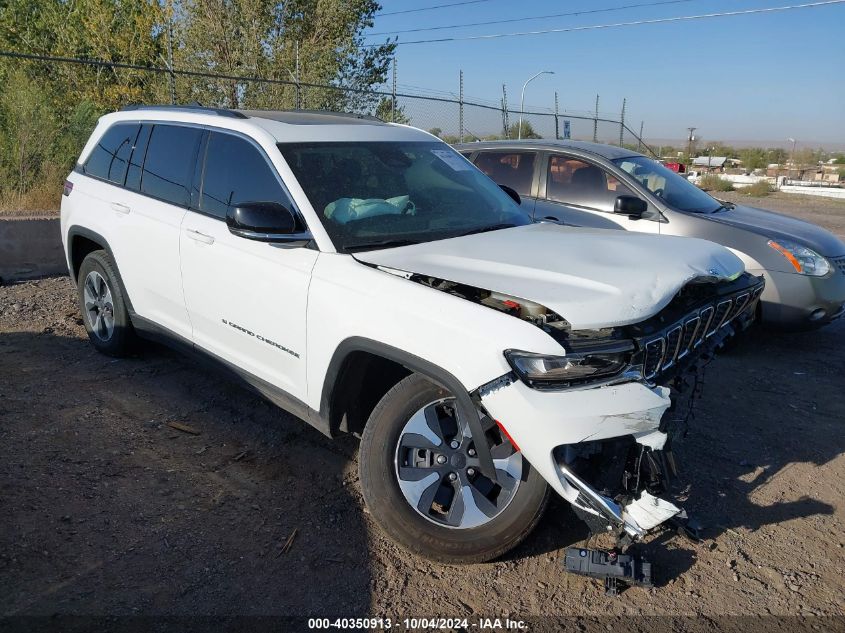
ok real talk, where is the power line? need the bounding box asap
[368,0,700,36]
[374,0,845,46]
[376,0,494,17]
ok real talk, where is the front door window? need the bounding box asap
[547,155,633,212]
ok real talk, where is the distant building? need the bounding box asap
[692,156,727,172]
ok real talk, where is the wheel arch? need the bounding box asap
[321,338,496,478]
[66,226,134,313]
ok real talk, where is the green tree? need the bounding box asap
[508,120,541,139]
[0,0,396,206]
[0,69,57,198]
[0,0,166,110]
[173,0,396,110]
[375,97,410,124]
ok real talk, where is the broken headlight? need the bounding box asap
[505,342,634,389]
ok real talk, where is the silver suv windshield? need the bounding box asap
[278,141,530,252]
[612,155,721,213]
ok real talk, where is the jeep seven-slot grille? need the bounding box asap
[661,326,683,370]
[708,300,732,336]
[641,284,762,383]
[728,292,751,320]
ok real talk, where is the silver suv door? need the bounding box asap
[534,153,660,233]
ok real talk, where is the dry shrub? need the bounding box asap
[740,180,774,197]
[698,174,735,192]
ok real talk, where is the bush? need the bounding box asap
[740,180,774,197]
[698,174,734,192]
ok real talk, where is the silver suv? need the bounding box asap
[457,140,845,330]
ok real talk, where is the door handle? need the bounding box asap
[541,216,563,224]
[111,202,130,214]
[184,228,215,245]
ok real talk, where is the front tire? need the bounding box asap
[77,250,136,357]
[359,374,549,563]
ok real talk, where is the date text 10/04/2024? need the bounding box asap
[307,617,527,630]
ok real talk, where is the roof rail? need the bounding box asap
[291,109,383,122]
[121,104,248,119]
[237,108,383,123]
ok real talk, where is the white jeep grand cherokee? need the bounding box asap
[61,106,763,563]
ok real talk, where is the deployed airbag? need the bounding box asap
[324,195,414,224]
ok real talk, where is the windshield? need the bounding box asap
[277,141,530,252]
[612,155,721,213]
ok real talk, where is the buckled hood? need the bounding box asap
[356,223,745,330]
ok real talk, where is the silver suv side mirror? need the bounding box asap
[613,195,648,220]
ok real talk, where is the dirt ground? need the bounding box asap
[719,190,845,239]
[1,200,844,627]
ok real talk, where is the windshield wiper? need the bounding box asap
[712,200,735,213]
[345,239,421,252]
[456,223,518,238]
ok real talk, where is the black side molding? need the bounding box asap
[131,314,328,436]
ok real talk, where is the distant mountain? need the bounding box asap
[644,138,845,151]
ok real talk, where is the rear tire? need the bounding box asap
[77,250,136,357]
[358,373,549,563]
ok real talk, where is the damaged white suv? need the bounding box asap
[61,106,764,563]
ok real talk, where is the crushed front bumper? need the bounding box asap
[479,377,680,537]
[478,274,764,540]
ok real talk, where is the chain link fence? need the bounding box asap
[1,51,657,153]
[393,95,655,156]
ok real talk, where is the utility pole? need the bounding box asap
[687,127,697,164]
[459,70,464,144]
[167,17,176,105]
[619,98,626,146]
[637,121,644,152]
[593,94,599,142]
[554,92,560,140]
[295,41,301,109]
[391,58,397,123]
[501,84,509,138]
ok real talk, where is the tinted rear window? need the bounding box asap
[200,132,290,219]
[124,124,152,191]
[84,123,140,185]
[472,151,536,196]
[140,124,203,206]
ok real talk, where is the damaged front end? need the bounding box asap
[550,273,765,540]
[477,271,765,558]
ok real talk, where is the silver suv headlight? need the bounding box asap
[505,342,634,389]
[768,239,831,276]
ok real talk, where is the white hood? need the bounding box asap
[356,223,745,330]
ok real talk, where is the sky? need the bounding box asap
[364,0,845,147]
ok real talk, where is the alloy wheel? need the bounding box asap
[83,270,115,342]
[394,398,522,529]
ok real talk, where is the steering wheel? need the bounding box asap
[401,199,417,215]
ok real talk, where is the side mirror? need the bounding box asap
[614,195,648,219]
[499,184,521,205]
[226,201,309,243]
